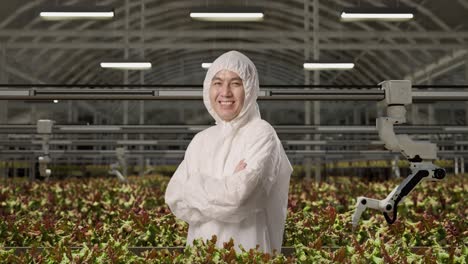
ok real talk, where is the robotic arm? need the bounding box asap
[37,120,53,180]
[352,80,446,228]
[352,163,445,227]
[109,147,128,182]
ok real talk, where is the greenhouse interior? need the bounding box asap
[0,0,466,262]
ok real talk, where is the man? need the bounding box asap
[165,50,292,254]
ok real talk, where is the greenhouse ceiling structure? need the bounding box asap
[0,0,467,261]
[0,0,467,85]
[0,0,467,181]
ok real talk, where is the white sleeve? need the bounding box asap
[164,159,205,224]
[183,129,280,223]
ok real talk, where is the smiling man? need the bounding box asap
[165,50,292,254]
[210,69,245,122]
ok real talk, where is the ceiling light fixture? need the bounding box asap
[340,8,414,21]
[39,6,114,20]
[303,62,355,70]
[100,62,152,70]
[201,63,212,69]
[190,7,264,22]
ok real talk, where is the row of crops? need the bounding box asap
[0,173,466,263]
[0,159,455,178]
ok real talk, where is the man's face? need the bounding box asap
[209,70,245,122]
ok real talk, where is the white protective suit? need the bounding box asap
[165,50,292,254]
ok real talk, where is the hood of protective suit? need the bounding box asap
[203,50,261,126]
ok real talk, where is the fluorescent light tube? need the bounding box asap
[340,8,414,21]
[303,63,355,70]
[40,11,114,20]
[341,12,413,20]
[201,63,212,69]
[100,62,152,70]
[39,7,114,20]
[190,12,263,21]
[53,100,59,103]
[190,7,264,21]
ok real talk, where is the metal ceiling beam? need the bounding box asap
[23,2,318,82]
[13,1,93,59]
[3,1,462,86]
[0,49,43,83]
[401,0,451,32]
[405,49,468,82]
[1,1,466,86]
[0,0,38,28]
[7,1,305,61]
[3,1,304,64]
[49,50,110,82]
[0,52,116,124]
[0,124,467,134]
[1,149,467,158]
[62,49,305,85]
[3,139,468,147]
[329,0,431,84]
[3,42,465,51]
[458,0,468,10]
[3,64,39,83]
[1,29,468,39]
[2,0,463,42]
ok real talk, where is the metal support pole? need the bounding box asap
[123,0,130,136]
[427,77,436,125]
[67,100,74,170]
[30,155,35,181]
[67,101,73,123]
[313,0,321,182]
[466,102,468,127]
[364,109,370,125]
[465,55,468,126]
[122,0,130,176]
[461,156,465,174]
[0,44,7,179]
[303,0,312,181]
[138,0,145,177]
[93,111,99,170]
[30,105,37,123]
[428,104,435,125]
[29,95,37,180]
[450,108,456,125]
[0,44,7,124]
[13,160,17,177]
[353,107,361,124]
[411,104,418,125]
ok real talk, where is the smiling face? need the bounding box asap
[209,70,245,122]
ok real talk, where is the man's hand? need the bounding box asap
[234,159,247,173]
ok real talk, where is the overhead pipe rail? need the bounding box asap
[1,88,467,101]
[0,139,467,147]
[1,149,468,158]
[1,84,467,88]
[0,125,467,134]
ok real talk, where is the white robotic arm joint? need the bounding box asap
[37,120,54,179]
[352,162,445,228]
[109,147,128,183]
[352,80,446,228]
